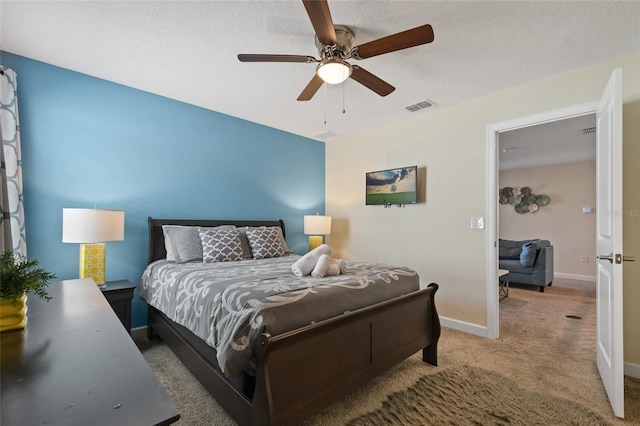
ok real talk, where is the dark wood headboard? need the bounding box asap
[147,217,286,264]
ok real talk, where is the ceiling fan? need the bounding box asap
[238,0,434,101]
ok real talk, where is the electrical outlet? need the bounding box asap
[580,256,588,263]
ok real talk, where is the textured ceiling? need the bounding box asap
[1,0,639,155]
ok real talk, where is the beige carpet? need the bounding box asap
[139,280,640,425]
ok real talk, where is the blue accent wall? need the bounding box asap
[1,52,325,328]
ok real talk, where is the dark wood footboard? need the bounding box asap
[252,283,439,425]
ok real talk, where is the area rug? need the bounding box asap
[347,365,609,426]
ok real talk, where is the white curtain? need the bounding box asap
[0,67,27,257]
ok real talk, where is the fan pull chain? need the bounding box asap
[342,80,346,114]
[324,83,328,125]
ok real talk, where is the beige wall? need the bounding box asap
[499,161,596,280]
[325,53,640,367]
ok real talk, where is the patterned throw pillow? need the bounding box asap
[199,228,244,262]
[245,226,286,259]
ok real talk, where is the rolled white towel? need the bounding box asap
[311,254,332,278]
[325,261,341,277]
[333,258,347,274]
[291,244,333,277]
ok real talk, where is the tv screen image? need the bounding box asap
[366,166,417,205]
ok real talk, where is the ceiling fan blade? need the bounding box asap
[353,24,434,59]
[350,66,395,97]
[297,74,324,101]
[238,54,316,63]
[302,0,337,46]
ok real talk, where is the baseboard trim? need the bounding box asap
[625,361,640,379]
[439,316,489,338]
[554,272,596,282]
[132,325,148,341]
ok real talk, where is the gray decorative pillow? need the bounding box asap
[236,227,254,259]
[199,228,244,262]
[162,225,203,263]
[245,226,286,259]
[275,227,292,254]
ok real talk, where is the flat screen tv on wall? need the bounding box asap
[365,165,417,206]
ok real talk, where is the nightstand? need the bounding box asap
[101,279,137,334]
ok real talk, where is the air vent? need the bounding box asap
[313,130,339,139]
[582,127,596,135]
[405,99,435,112]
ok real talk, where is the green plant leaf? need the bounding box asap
[0,250,56,302]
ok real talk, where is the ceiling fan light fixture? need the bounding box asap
[316,58,352,84]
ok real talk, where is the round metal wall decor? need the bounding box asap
[500,187,512,198]
[535,195,550,206]
[499,186,550,214]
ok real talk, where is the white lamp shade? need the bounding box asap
[62,208,125,243]
[304,215,332,236]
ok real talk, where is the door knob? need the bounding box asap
[597,253,635,264]
[597,253,614,263]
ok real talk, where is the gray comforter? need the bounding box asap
[140,255,419,376]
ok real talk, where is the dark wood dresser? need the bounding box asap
[0,278,180,426]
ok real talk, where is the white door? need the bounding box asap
[595,67,625,418]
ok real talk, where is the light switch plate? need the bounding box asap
[470,217,484,229]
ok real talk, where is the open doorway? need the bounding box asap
[498,114,597,293]
[496,116,598,355]
[485,102,599,339]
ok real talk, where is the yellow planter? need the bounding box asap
[0,294,28,332]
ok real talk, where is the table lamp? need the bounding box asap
[303,214,331,251]
[62,208,125,287]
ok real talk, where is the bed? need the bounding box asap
[142,217,440,425]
